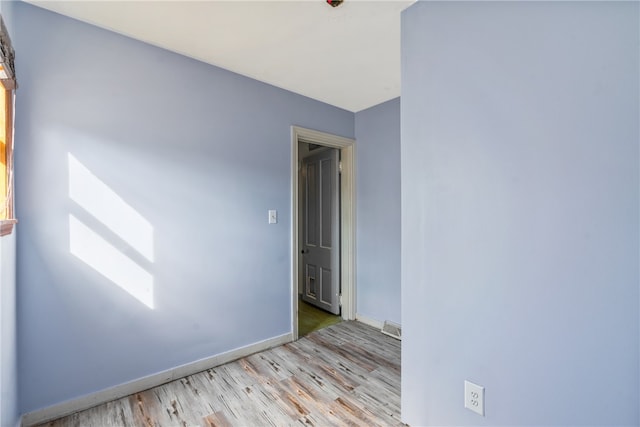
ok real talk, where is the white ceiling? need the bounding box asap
[25,0,415,112]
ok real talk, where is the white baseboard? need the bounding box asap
[22,332,293,427]
[355,313,384,330]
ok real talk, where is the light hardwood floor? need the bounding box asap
[38,321,403,427]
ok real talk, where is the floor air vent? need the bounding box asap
[381,321,401,340]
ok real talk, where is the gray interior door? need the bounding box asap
[301,148,340,315]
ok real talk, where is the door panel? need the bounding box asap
[301,149,340,314]
[306,162,317,247]
[321,158,333,248]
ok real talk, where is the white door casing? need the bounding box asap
[291,126,356,340]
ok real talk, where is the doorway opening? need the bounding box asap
[298,144,341,336]
[291,126,355,340]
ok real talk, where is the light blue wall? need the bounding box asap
[0,0,12,34]
[0,232,18,427]
[13,2,353,413]
[401,2,639,426]
[355,98,400,324]
[0,2,19,426]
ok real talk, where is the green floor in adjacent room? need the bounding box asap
[298,298,342,337]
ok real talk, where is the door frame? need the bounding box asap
[291,126,356,340]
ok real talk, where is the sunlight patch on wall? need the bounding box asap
[68,153,154,309]
[69,215,154,308]
[68,153,154,262]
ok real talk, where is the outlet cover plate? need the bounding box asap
[464,380,484,416]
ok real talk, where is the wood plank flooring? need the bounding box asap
[37,321,403,427]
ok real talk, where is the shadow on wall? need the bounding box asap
[68,153,154,309]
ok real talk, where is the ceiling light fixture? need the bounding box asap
[326,0,344,7]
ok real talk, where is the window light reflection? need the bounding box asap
[69,214,154,309]
[68,153,154,262]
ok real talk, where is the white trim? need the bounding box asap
[355,314,384,330]
[21,333,293,427]
[291,126,356,340]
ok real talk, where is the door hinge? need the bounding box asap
[339,294,343,307]
[338,161,343,174]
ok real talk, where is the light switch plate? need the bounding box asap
[268,210,277,224]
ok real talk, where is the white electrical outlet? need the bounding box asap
[464,380,484,416]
